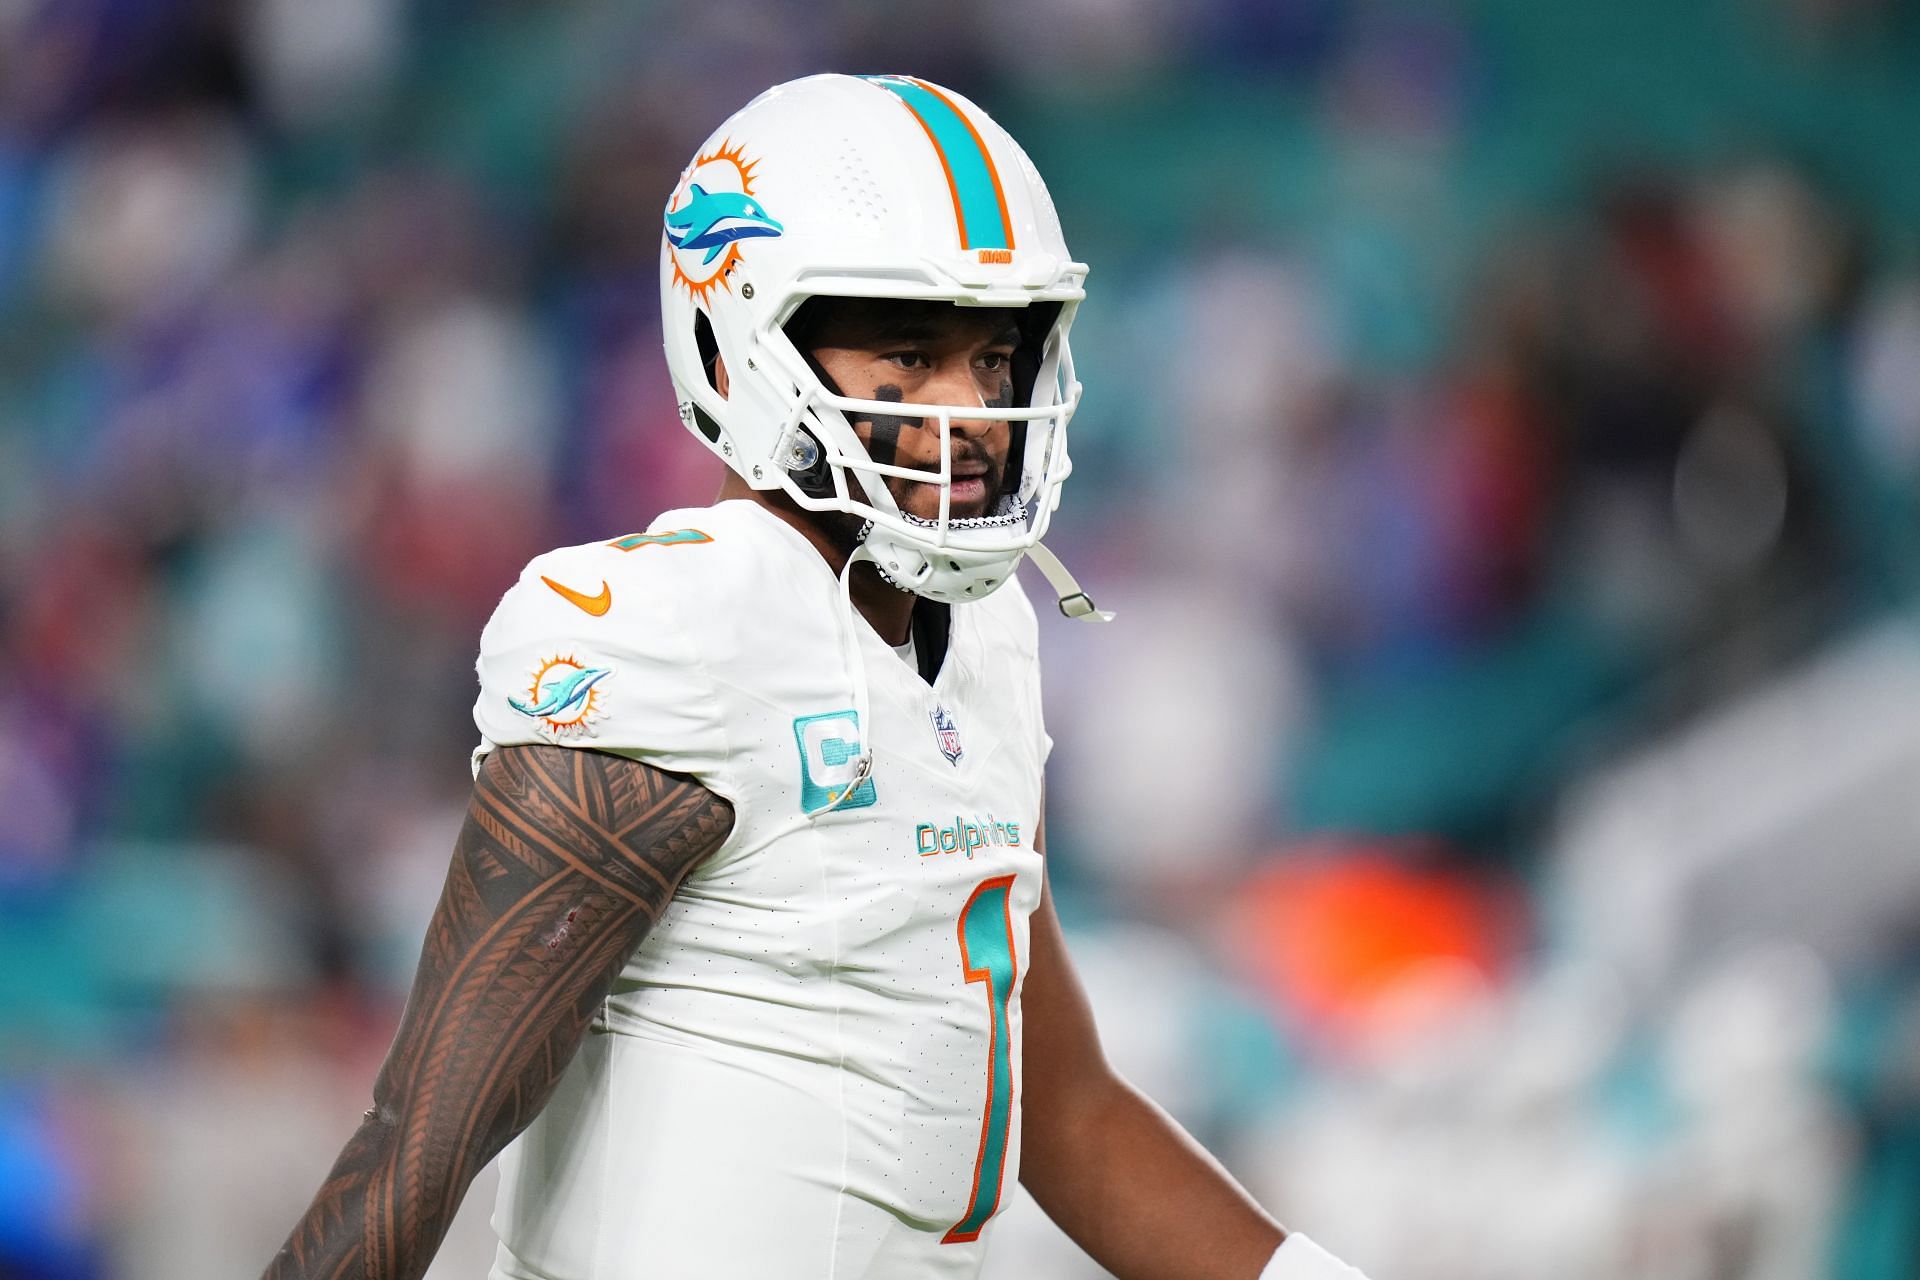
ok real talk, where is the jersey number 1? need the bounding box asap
[944,875,1019,1244]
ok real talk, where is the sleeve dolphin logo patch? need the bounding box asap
[509,656,611,737]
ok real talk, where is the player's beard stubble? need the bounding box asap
[793,376,1014,570]
[854,377,1014,513]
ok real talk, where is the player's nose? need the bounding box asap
[927,362,1003,437]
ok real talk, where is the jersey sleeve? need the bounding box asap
[470,543,732,796]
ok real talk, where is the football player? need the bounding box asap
[267,74,1371,1280]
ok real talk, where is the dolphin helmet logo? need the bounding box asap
[665,186,784,264]
[664,138,782,303]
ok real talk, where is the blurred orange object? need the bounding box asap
[1230,841,1524,1052]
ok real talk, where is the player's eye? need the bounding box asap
[884,350,931,370]
[977,351,1013,372]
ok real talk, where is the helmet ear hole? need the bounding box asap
[694,309,725,398]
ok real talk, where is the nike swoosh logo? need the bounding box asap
[541,575,612,616]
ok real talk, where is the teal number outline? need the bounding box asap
[943,874,1019,1244]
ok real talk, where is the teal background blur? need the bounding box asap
[3,1,1920,1276]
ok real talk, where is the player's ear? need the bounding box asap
[713,353,730,398]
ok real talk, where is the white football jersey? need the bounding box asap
[470,500,1050,1280]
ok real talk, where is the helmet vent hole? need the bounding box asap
[693,309,725,399]
[948,560,962,571]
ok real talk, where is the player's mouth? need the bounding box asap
[948,463,993,510]
[894,445,1001,519]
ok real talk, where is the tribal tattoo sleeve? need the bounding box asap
[263,744,734,1280]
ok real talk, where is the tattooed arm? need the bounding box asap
[264,744,734,1280]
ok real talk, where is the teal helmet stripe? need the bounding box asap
[865,76,1012,251]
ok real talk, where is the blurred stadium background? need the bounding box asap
[3,0,1920,1276]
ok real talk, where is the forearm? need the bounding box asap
[263,889,635,1279]
[263,1106,454,1280]
[263,745,733,1279]
[1022,1076,1282,1280]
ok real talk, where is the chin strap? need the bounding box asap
[1026,541,1115,622]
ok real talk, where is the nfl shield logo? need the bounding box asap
[931,705,963,766]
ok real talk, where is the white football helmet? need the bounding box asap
[660,73,1101,611]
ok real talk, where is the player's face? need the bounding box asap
[802,301,1020,523]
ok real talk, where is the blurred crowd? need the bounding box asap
[2,1,1918,1277]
